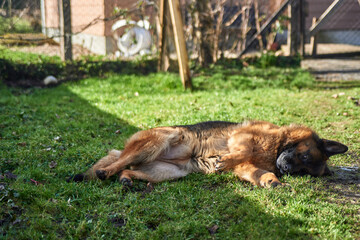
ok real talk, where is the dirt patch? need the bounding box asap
[9,43,94,59]
[301,58,360,82]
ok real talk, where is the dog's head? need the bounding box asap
[276,134,348,177]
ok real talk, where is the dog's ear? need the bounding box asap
[322,139,348,157]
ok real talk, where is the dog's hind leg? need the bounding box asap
[118,160,191,186]
[68,150,122,182]
[96,128,184,180]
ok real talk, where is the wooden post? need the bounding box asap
[299,0,305,56]
[310,17,317,56]
[213,1,224,62]
[241,6,250,51]
[287,0,300,56]
[157,0,170,71]
[168,0,192,89]
[254,0,263,50]
[59,0,72,61]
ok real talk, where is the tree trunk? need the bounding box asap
[192,0,213,66]
[213,2,225,62]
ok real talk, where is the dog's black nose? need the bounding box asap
[283,164,292,172]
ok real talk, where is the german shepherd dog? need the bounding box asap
[70,121,348,187]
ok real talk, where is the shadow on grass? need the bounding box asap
[0,82,140,237]
[315,80,360,89]
[0,82,140,174]
[93,175,310,239]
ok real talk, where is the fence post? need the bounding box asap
[287,0,300,56]
[299,0,305,56]
[158,0,170,71]
[40,0,46,35]
[168,0,192,90]
[7,0,12,17]
[59,0,72,61]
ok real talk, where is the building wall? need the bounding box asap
[71,0,105,36]
[43,0,145,54]
[44,0,59,29]
[44,0,106,35]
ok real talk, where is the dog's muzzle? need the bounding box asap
[276,147,296,175]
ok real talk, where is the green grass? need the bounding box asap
[1,68,359,239]
[0,17,37,35]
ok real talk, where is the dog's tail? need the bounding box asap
[67,150,122,182]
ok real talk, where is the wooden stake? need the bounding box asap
[310,17,318,56]
[168,0,192,89]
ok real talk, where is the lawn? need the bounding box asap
[0,63,359,239]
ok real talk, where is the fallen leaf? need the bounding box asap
[108,216,126,228]
[49,161,57,169]
[12,218,22,225]
[5,171,17,180]
[30,179,42,185]
[207,224,219,235]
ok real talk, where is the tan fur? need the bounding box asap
[84,150,122,179]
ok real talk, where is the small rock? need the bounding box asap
[43,76,58,85]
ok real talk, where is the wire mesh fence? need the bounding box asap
[0,0,359,61]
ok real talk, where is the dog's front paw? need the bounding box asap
[259,173,284,188]
[267,179,285,188]
[119,178,133,187]
[96,169,108,180]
